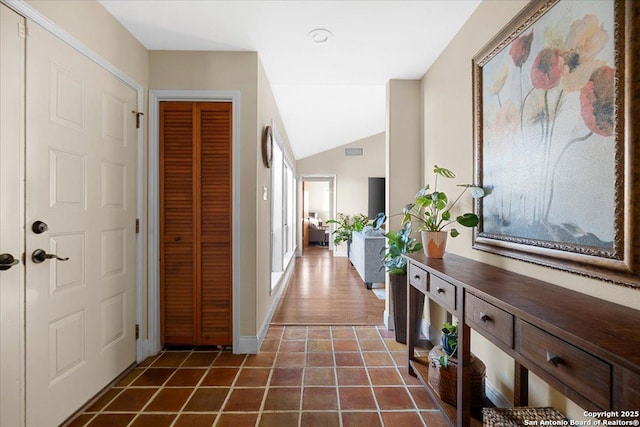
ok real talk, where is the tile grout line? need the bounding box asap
[170,348,219,427]
[129,348,198,427]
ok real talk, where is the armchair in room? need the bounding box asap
[308,214,329,245]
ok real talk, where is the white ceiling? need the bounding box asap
[99,0,481,159]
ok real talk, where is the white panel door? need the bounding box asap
[25,20,137,427]
[0,5,26,427]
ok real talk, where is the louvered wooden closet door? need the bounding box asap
[160,101,232,346]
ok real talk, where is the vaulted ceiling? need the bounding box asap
[99,0,481,159]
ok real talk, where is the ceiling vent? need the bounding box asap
[344,147,364,157]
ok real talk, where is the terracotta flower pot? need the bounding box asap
[422,231,448,258]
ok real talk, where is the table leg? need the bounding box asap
[515,361,529,406]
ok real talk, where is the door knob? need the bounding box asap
[32,221,48,234]
[31,249,69,264]
[0,253,20,271]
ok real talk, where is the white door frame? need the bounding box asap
[148,90,241,355]
[1,0,147,366]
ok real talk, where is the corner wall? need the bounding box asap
[149,51,296,349]
[150,50,260,345]
[256,57,297,342]
[420,0,640,418]
[386,80,422,328]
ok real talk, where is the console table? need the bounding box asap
[405,253,640,426]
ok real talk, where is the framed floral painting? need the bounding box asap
[472,0,640,287]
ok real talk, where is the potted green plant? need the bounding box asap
[381,222,424,343]
[439,322,458,367]
[427,321,486,408]
[402,165,484,258]
[325,212,370,257]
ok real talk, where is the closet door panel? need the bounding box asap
[160,102,195,344]
[199,103,232,344]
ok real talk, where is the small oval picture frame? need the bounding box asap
[262,125,273,168]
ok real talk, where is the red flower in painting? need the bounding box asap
[509,30,534,68]
[580,66,615,136]
[530,48,564,90]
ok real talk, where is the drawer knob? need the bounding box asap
[414,275,420,280]
[480,312,491,322]
[546,351,563,367]
[436,287,445,294]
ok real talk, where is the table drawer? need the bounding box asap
[408,263,427,293]
[518,321,611,409]
[465,293,513,348]
[620,369,640,407]
[428,275,456,311]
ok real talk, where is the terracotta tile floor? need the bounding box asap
[66,325,447,427]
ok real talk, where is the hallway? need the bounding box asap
[271,246,385,325]
[65,325,445,427]
[65,248,446,427]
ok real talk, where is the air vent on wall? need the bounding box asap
[344,147,364,157]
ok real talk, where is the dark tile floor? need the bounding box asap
[65,325,447,427]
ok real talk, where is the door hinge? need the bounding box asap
[135,324,140,340]
[131,110,144,129]
[18,22,26,38]
[135,218,140,234]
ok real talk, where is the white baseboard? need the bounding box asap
[485,379,511,408]
[384,309,394,330]
[236,336,258,354]
[236,253,296,354]
[136,338,161,363]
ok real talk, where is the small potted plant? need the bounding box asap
[439,322,458,367]
[428,321,486,407]
[326,212,370,257]
[380,222,424,343]
[402,165,484,258]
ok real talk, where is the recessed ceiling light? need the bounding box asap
[308,28,333,44]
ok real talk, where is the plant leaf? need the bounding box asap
[470,186,485,199]
[450,229,459,237]
[457,213,479,227]
[433,165,456,179]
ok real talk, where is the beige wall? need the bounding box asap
[420,0,640,418]
[386,80,422,232]
[150,50,260,339]
[306,181,331,221]
[150,51,295,339]
[385,79,423,326]
[297,133,386,255]
[256,57,296,334]
[26,1,149,85]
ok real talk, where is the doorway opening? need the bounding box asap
[300,175,336,254]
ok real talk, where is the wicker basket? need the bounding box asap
[427,346,486,407]
[482,407,567,426]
